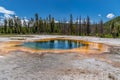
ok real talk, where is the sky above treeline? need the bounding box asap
[0,0,120,22]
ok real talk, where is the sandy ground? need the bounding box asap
[0,35,120,80]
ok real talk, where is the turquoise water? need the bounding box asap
[22,40,86,50]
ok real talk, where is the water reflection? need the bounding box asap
[22,40,86,50]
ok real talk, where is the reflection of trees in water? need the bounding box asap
[50,40,54,49]
[77,41,82,47]
[54,40,58,48]
[46,41,50,49]
[65,40,68,49]
[24,40,87,49]
[68,40,72,49]
[77,41,83,47]
[59,40,65,49]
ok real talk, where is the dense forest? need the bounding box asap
[0,13,120,38]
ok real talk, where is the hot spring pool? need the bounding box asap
[22,39,86,50]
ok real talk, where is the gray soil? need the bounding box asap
[0,35,120,80]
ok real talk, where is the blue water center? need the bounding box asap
[22,39,86,50]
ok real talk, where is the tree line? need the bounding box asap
[0,13,120,38]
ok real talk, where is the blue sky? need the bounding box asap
[0,0,120,22]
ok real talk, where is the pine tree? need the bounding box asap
[86,16,90,36]
[99,19,103,36]
[4,18,8,33]
[75,17,79,35]
[111,21,116,38]
[83,18,86,35]
[69,14,73,35]
[35,13,39,33]
[79,16,82,36]
[50,17,55,33]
